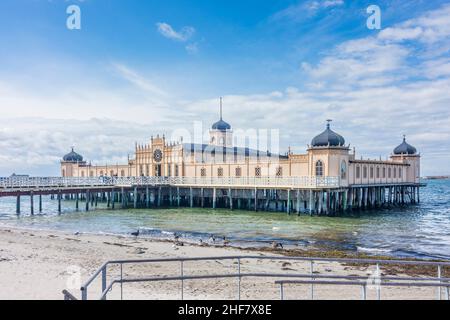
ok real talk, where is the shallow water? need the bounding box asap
[1,180,449,260]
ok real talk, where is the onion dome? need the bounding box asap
[393,136,417,155]
[212,119,231,131]
[63,147,83,162]
[311,121,346,147]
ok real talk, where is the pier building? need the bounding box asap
[0,102,423,216]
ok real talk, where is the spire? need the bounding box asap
[403,134,406,142]
[220,97,223,120]
[326,119,332,129]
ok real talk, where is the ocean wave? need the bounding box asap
[357,246,392,254]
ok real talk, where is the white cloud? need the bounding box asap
[156,22,195,42]
[185,42,199,54]
[378,4,450,44]
[111,63,168,97]
[272,0,344,22]
[310,0,344,10]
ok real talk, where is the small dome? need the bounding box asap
[212,119,231,131]
[393,136,417,155]
[311,121,346,147]
[63,148,84,162]
[212,97,231,131]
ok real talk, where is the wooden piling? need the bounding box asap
[86,190,90,211]
[16,195,20,215]
[30,192,34,215]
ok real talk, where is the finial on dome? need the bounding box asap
[326,119,333,129]
[220,97,223,120]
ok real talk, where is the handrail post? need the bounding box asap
[376,263,381,300]
[361,284,367,300]
[81,287,87,300]
[180,260,184,301]
[437,265,442,300]
[101,265,107,300]
[310,261,314,300]
[237,258,241,300]
[280,283,284,301]
[120,264,123,300]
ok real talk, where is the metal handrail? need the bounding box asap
[98,273,450,301]
[62,290,78,301]
[79,255,450,301]
[0,176,340,189]
[276,279,450,300]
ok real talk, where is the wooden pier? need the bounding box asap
[0,177,424,216]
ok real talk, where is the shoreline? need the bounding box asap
[2,221,449,263]
[1,225,448,300]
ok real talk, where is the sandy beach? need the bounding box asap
[0,226,445,300]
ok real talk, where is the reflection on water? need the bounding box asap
[0,180,449,260]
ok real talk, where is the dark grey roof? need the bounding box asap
[311,123,346,147]
[393,137,417,155]
[182,143,288,160]
[211,119,231,131]
[63,148,83,162]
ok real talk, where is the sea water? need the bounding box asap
[0,179,449,260]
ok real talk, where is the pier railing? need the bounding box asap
[0,176,339,190]
[77,255,450,301]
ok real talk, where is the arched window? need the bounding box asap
[100,171,104,176]
[315,160,324,177]
[340,161,347,180]
[81,171,85,177]
[90,171,94,177]
[376,167,380,179]
[399,168,402,179]
[370,167,374,179]
[363,166,367,179]
[383,167,386,178]
[175,165,179,177]
[121,170,125,177]
[388,168,392,178]
[235,167,242,177]
[110,170,114,177]
[62,169,65,177]
[356,166,361,179]
[394,168,397,178]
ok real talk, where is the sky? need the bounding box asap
[0,0,449,176]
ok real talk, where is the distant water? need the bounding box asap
[1,180,449,260]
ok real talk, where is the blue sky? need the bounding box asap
[0,0,450,176]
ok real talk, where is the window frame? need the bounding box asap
[315,160,324,177]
